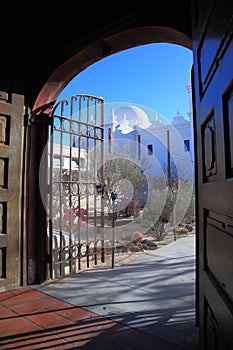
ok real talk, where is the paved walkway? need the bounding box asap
[0,234,199,349]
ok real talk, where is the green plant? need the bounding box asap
[182,193,195,224]
[151,220,167,241]
[141,180,167,225]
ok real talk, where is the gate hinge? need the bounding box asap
[29,114,52,126]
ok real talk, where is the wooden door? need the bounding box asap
[192,0,233,348]
[0,92,25,292]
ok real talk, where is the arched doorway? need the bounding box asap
[28,25,194,281]
[27,25,197,349]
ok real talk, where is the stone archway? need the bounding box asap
[33,26,192,114]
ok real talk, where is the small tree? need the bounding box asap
[98,140,149,218]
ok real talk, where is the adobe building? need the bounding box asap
[105,86,194,182]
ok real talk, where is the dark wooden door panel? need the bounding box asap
[192,0,233,348]
[0,94,24,292]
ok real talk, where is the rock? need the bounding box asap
[185,224,193,232]
[129,245,142,252]
[142,239,158,250]
[116,245,128,253]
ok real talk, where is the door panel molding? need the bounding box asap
[192,0,233,348]
[197,5,233,97]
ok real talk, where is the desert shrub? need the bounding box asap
[151,220,167,241]
[139,177,195,239]
[182,193,195,224]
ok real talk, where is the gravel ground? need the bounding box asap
[79,223,195,270]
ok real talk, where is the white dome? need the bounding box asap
[114,105,152,129]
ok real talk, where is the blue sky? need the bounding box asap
[57,43,193,123]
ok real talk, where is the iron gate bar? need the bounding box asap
[100,100,105,263]
[93,100,98,265]
[48,94,105,279]
[86,99,90,268]
[48,117,54,280]
[69,100,74,274]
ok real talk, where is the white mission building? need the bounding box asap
[104,85,194,185]
[50,85,194,198]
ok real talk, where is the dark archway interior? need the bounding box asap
[0,2,192,112]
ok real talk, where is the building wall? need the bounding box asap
[105,113,194,184]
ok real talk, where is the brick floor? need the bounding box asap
[0,286,183,349]
[0,287,117,349]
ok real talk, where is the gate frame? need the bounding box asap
[47,94,105,280]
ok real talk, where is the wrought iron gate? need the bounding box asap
[47,94,105,278]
